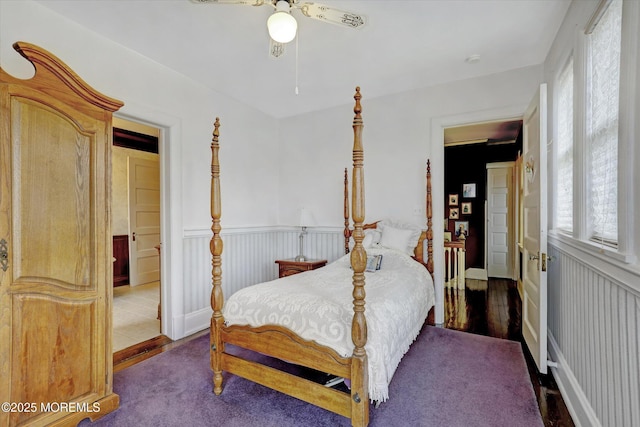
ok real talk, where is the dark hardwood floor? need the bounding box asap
[444,278,575,427]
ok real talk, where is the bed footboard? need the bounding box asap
[220,324,354,417]
[221,325,352,378]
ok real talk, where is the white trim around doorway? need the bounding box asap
[431,104,527,325]
[115,103,183,340]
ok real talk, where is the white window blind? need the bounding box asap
[556,57,573,232]
[586,0,622,245]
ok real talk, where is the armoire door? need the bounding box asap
[0,42,123,426]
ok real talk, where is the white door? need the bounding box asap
[522,84,548,374]
[486,164,514,278]
[128,157,160,286]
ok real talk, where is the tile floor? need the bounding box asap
[113,281,161,352]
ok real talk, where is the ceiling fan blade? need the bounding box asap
[269,39,285,59]
[189,0,268,6]
[297,3,366,29]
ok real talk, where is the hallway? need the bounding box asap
[113,281,161,352]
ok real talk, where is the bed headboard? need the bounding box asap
[343,160,434,277]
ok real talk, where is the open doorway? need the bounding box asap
[442,119,522,333]
[111,117,165,353]
[444,119,522,274]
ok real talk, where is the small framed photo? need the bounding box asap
[449,208,459,219]
[444,231,452,242]
[461,202,472,214]
[463,183,476,198]
[448,194,459,206]
[455,221,469,237]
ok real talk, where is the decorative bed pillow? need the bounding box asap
[377,219,421,255]
[364,229,382,247]
[349,228,382,251]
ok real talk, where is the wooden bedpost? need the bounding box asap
[344,168,350,254]
[426,160,434,278]
[210,117,225,395]
[350,87,369,427]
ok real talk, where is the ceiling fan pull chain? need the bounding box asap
[295,30,299,95]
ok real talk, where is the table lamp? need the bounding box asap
[295,207,316,261]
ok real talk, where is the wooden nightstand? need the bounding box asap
[275,259,327,278]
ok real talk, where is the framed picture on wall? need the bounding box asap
[448,194,459,205]
[461,202,472,214]
[449,208,459,219]
[455,221,469,237]
[463,183,476,198]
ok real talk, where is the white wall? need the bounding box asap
[279,67,543,224]
[0,0,280,339]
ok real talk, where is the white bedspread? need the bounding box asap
[223,247,435,402]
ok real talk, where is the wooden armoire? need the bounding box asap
[0,42,123,426]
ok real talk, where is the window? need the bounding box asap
[555,57,573,232]
[585,0,622,246]
[550,0,638,263]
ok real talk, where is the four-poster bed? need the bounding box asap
[209,87,434,427]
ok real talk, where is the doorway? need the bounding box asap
[442,121,522,366]
[444,120,522,279]
[112,117,163,352]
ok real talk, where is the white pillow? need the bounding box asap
[377,219,422,255]
[365,229,382,246]
[349,228,382,250]
[379,226,416,255]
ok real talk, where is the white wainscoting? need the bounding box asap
[548,242,640,427]
[181,227,345,336]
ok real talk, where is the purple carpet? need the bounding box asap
[81,326,543,427]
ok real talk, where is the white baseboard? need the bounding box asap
[183,307,212,337]
[548,332,601,427]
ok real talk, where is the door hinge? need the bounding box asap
[0,239,8,272]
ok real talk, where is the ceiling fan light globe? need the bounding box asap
[267,12,297,43]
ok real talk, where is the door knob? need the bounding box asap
[529,252,553,271]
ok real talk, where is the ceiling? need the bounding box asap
[34,0,571,119]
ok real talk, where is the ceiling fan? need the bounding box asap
[190,0,366,58]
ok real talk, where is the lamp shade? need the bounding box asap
[267,1,297,43]
[298,208,316,227]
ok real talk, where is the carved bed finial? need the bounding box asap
[353,86,362,119]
